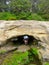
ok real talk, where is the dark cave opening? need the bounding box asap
[6,34,40,46]
[0,35,42,65]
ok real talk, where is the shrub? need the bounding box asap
[16,11,30,20]
[0,12,46,20]
[28,48,42,65]
[42,14,49,21]
[16,12,44,21]
[0,12,16,20]
[27,13,44,21]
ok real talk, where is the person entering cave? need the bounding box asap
[23,35,29,45]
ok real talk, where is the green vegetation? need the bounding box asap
[2,48,42,65]
[2,51,28,65]
[0,12,16,20]
[0,50,6,54]
[28,48,42,65]
[45,62,49,65]
[0,12,45,20]
[0,0,49,20]
[27,13,44,20]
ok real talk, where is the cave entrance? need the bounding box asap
[0,35,42,65]
[7,34,39,46]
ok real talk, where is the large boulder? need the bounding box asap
[0,20,49,62]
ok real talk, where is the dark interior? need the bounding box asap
[6,34,39,45]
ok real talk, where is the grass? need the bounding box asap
[2,51,28,65]
[27,13,45,21]
[0,12,47,20]
[1,48,42,65]
[0,48,48,65]
[0,12,16,20]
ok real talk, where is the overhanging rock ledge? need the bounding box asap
[0,20,49,61]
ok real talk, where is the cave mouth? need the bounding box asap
[7,34,39,46]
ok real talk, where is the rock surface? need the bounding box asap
[0,20,49,62]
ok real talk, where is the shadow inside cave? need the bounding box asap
[6,34,41,46]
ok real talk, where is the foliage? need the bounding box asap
[41,14,49,21]
[2,48,42,65]
[10,0,32,13]
[0,12,45,20]
[16,11,29,20]
[27,13,44,20]
[0,0,49,20]
[16,12,44,20]
[28,48,42,65]
[45,62,49,65]
[2,51,28,65]
[0,12,16,20]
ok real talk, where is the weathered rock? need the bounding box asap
[0,20,49,62]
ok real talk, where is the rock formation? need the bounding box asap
[0,20,49,62]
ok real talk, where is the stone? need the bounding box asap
[0,20,49,62]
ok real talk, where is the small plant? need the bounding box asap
[28,48,42,65]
